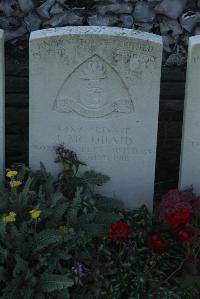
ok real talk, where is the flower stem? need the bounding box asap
[163,256,188,284]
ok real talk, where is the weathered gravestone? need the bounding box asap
[29,26,162,209]
[0,30,4,177]
[180,36,200,194]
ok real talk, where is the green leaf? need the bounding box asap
[2,278,22,299]
[54,289,71,298]
[94,212,121,224]
[40,274,74,293]
[40,162,47,175]
[0,192,9,211]
[35,229,63,248]
[0,246,7,262]
[20,288,34,299]
[68,188,82,225]
[0,220,6,237]
[52,202,69,223]
[13,255,28,277]
[21,177,33,199]
[0,266,6,282]
[82,171,110,186]
[77,212,96,225]
[51,192,65,206]
[59,251,72,262]
[81,223,108,236]
[96,196,124,211]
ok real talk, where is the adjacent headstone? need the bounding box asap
[29,26,162,209]
[180,36,200,194]
[0,30,4,178]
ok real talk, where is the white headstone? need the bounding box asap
[180,36,200,194]
[29,26,162,209]
[0,30,4,177]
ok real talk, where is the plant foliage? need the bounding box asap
[0,145,200,298]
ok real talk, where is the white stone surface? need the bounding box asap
[0,30,4,178]
[180,36,200,194]
[29,26,162,209]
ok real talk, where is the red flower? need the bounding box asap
[157,189,197,226]
[107,221,132,243]
[148,234,167,253]
[176,226,196,243]
[166,208,192,229]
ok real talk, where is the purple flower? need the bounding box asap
[71,262,84,277]
[55,143,65,155]
[55,144,77,160]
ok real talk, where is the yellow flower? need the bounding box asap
[9,212,16,217]
[3,211,16,223]
[9,180,22,188]
[59,226,74,234]
[29,209,41,219]
[6,170,18,178]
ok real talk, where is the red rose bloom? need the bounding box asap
[166,208,192,229]
[148,235,167,253]
[107,221,132,243]
[157,189,196,226]
[176,226,196,243]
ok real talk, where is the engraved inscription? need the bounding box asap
[53,54,134,118]
[33,143,152,163]
[32,125,152,164]
[191,56,200,64]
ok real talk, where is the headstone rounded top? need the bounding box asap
[189,35,200,47]
[30,26,162,45]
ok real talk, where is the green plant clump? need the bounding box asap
[0,144,199,299]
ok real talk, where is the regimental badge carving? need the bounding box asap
[53,54,134,118]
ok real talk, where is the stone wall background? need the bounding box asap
[2,0,200,66]
[3,0,191,198]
